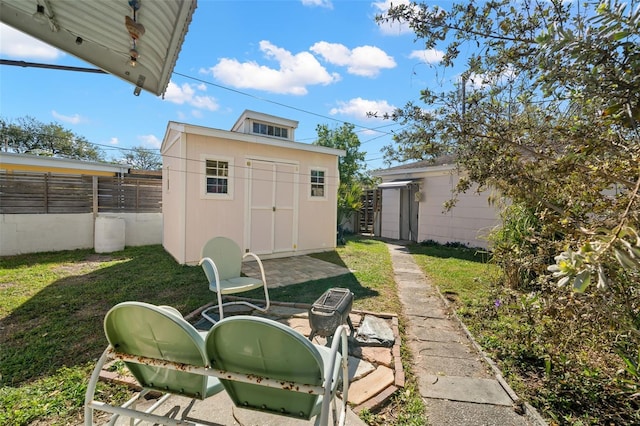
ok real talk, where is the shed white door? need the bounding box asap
[400,184,419,242]
[248,159,298,255]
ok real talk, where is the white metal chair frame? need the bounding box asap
[199,237,270,323]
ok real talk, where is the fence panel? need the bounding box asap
[0,172,93,213]
[0,171,162,214]
[98,177,162,213]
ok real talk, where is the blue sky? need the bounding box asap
[0,0,456,171]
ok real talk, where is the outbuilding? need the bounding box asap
[161,110,345,265]
[372,157,500,248]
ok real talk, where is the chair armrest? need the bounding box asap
[199,257,222,292]
[243,252,267,284]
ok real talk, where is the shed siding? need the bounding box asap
[418,172,498,248]
[162,126,341,265]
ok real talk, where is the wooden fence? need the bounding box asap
[0,171,162,214]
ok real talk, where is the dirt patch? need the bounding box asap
[442,290,459,303]
[0,281,17,290]
[52,255,114,276]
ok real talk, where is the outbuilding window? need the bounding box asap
[202,156,233,199]
[252,122,288,139]
[310,168,326,198]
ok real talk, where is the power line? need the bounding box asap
[172,71,396,138]
[2,60,400,168]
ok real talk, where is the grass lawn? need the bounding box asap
[0,236,426,425]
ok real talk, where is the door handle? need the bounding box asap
[273,206,276,212]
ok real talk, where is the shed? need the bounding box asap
[372,157,500,249]
[160,110,345,265]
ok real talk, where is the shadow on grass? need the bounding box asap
[0,246,212,386]
[0,245,376,387]
[241,273,378,306]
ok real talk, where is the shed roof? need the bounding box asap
[372,155,457,177]
[0,0,196,96]
[161,121,345,158]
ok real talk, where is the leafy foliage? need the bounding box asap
[376,0,639,289]
[377,1,640,422]
[0,116,104,161]
[314,122,369,227]
[118,145,162,170]
[410,242,640,424]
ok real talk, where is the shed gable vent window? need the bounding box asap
[310,169,325,197]
[206,160,229,194]
[252,122,288,139]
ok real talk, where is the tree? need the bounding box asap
[376,1,639,421]
[314,122,370,187]
[313,123,370,232]
[376,0,639,291]
[118,146,162,170]
[0,116,104,161]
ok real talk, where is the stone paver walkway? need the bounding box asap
[387,242,547,426]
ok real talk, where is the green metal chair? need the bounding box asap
[206,315,349,426]
[84,301,224,426]
[199,236,270,323]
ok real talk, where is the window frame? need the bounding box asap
[309,167,327,201]
[252,121,289,139]
[201,155,234,200]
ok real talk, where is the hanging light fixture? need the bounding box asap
[129,43,139,67]
[125,0,144,68]
[125,1,145,39]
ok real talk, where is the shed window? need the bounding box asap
[252,122,288,139]
[310,169,325,197]
[205,160,229,194]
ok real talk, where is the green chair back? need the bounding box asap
[201,237,242,281]
[104,302,221,399]
[206,316,325,420]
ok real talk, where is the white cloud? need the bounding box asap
[329,97,396,120]
[138,134,161,149]
[409,49,444,65]
[372,0,414,35]
[464,66,517,91]
[0,24,62,60]
[310,42,396,77]
[163,81,219,111]
[108,137,119,146]
[51,110,83,124]
[207,41,340,95]
[301,0,333,8]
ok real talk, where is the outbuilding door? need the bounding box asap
[247,159,298,255]
[400,184,419,242]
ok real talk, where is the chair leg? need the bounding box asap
[201,291,226,324]
[85,348,110,426]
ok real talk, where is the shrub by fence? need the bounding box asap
[0,171,162,214]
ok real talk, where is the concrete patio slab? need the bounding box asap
[110,391,364,426]
[242,255,351,287]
